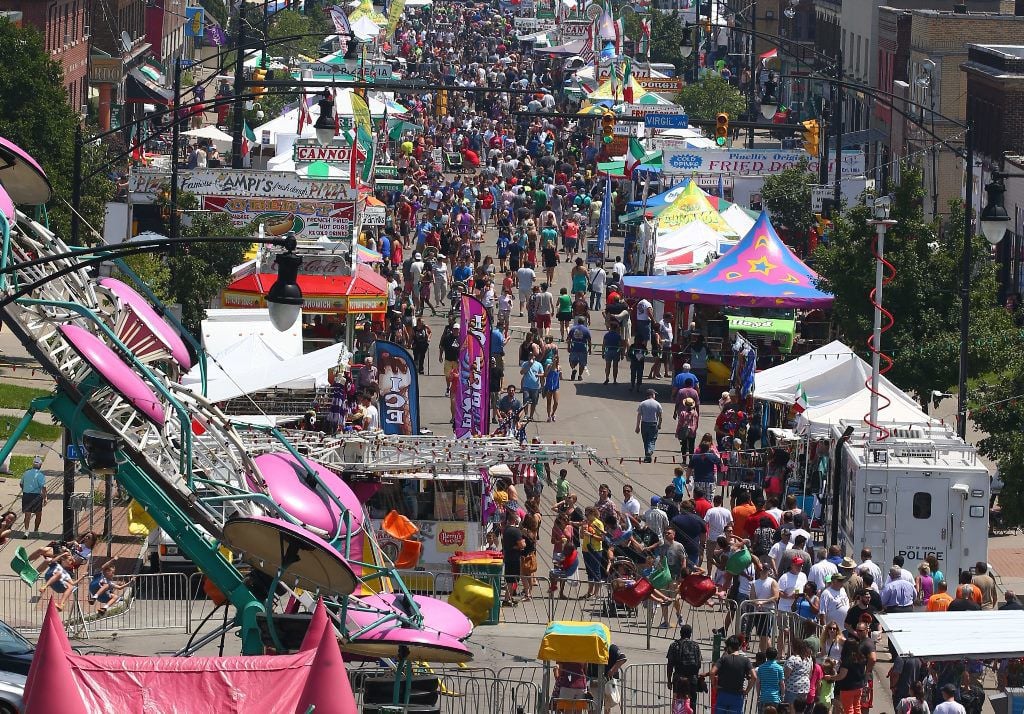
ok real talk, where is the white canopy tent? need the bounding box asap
[754,340,941,436]
[720,203,757,236]
[794,383,939,437]
[182,333,348,402]
[878,611,1024,660]
[755,340,871,406]
[181,126,234,152]
[252,90,387,153]
[656,220,725,253]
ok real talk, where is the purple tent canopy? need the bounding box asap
[623,211,834,308]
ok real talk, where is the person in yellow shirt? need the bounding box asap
[926,580,953,612]
[581,506,607,599]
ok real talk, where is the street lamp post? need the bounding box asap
[866,196,897,441]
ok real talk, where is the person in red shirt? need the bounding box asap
[693,487,713,519]
[743,504,778,539]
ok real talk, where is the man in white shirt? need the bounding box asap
[621,484,642,524]
[818,572,850,629]
[644,497,669,543]
[857,547,882,583]
[360,394,380,430]
[808,548,839,591]
[635,297,654,344]
[768,529,791,576]
[703,495,733,575]
[516,264,536,314]
[613,257,627,279]
[934,684,967,714]
[777,557,808,614]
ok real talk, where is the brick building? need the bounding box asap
[903,9,1024,221]
[963,44,1024,303]
[0,0,90,114]
[145,0,192,69]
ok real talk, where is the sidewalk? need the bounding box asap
[0,326,144,581]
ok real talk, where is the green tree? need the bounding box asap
[812,163,1014,405]
[623,10,687,74]
[760,160,817,249]
[675,75,746,122]
[972,347,1024,523]
[155,192,251,332]
[0,20,112,243]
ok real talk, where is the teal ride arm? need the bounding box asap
[0,397,54,467]
[46,391,267,655]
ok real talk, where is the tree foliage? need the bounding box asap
[156,192,252,333]
[812,163,1014,405]
[676,75,746,122]
[623,10,688,74]
[760,159,816,237]
[0,20,112,243]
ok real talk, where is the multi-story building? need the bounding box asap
[962,43,1024,303]
[0,0,91,115]
[145,0,192,70]
[903,8,1024,221]
[90,0,172,132]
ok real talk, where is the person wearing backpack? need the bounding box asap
[566,317,591,381]
[666,624,703,714]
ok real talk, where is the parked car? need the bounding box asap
[145,528,197,574]
[0,620,33,677]
[0,671,25,714]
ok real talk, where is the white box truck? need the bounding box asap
[829,422,990,580]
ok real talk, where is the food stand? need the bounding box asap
[221,263,387,350]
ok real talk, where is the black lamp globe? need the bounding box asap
[266,234,304,331]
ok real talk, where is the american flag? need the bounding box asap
[297,91,311,135]
[579,22,595,69]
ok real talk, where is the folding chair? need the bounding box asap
[10,546,38,586]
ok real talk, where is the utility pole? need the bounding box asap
[170,59,182,241]
[231,9,248,169]
[833,51,843,211]
[748,0,757,148]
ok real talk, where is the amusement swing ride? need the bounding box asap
[0,136,598,672]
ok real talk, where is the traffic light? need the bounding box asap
[251,68,267,98]
[714,113,729,146]
[801,119,820,156]
[601,111,616,144]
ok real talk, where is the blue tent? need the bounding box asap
[622,212,834,309]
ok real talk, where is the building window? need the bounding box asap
[912,492,931,519]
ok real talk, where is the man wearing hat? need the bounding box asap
[838,557,865,600]
[818,570,851,629]
[20,456,47,536]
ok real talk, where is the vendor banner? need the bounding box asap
[375,340,420,436]
[455,295,490,439]
[662,148,865,178]
[201,196,354,239]
[129,168,358,200]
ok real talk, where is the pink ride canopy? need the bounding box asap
[623,211,834,308]
[24,600,357,714]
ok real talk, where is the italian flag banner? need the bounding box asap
[793,382,809,413]
[625,137,645,178]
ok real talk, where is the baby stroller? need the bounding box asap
[603,557,643,619]
[444,151,464,173]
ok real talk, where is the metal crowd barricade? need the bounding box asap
[0,572,193,636]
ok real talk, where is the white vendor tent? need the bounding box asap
[721,203,757,236]
[183,335,347,402]
[755,340,941,436]
[878,611,1024,660]
[181,309,348,402]
[755,340,870,406]
[181,126,234,152]
[656,220,725,254]
[794,383,939,437]
[253,90,386,152]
